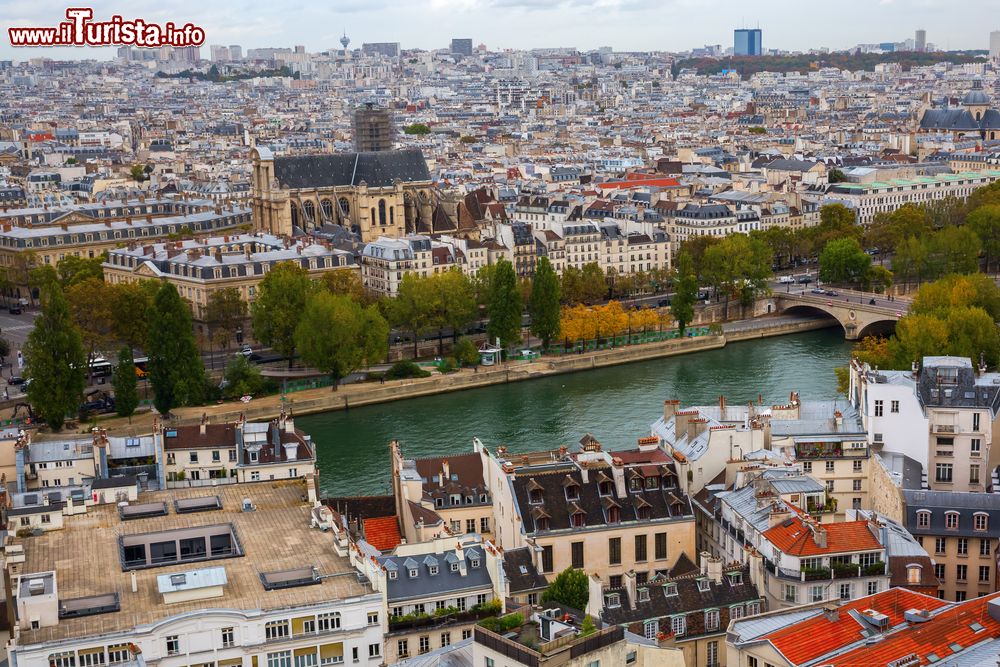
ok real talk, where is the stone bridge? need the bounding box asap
[761,292,907,340]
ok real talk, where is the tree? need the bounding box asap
[819,238,871,286]
[560,265,584,305]
[925,226,979,278]
[109,281,157,348]
[295,292,388,390]
[453,337,480,367]
[56,255,104,287]
[827,168,847,183]
[679,236,721,280]
[486,259,524,349]
[251,262,311,367]
[146,283,206,414]
[321,270,370,303]
[671,251,697,335]
[0,336,10,367]
[129,164,146,182]
[892,235,929,292]
[579,262,608,305]
[529,257,561,349]
[541,568,589,611]
[113,346,139,421]
[66,278,115,374]
[403,123,431,135]
[24,284,86,431]
[437,269,477,346]
[702,234,772,320]
[911,273,1000,321]
[967,205,1000,273]
[204,288,247,352]
[391,274,436,358]
[222,355,265,399]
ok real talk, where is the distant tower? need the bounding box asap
[915,29,927,52]
[734,28,763,56]
[991,30,1000,60]
[340,31,351,51]
[352,103,394,152]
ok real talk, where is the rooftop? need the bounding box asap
[12,479,370,646]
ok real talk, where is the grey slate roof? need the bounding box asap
[904,489,1000,538]
[380,546,492,603]
[920,109,987,131]
[273,149,431,189]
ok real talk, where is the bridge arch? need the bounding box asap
[855,318,897,341]
[774,295,903,340]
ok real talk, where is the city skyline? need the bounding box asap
[1,0,998,60]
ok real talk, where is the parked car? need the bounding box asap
[8,376,24,385]
[811,288,826,295]
[240,344,253,358]
[778,275,795,284]
[797,276,813,284]
[825,290,839,297]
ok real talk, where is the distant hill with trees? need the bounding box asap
[672,51,984,79]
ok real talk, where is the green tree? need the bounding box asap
[819,237,871,286]
[251,262,311,367]
[295,292,388,390]
[579,262,608,305]
[967,204,1000,273]
[147,283,206,414]
[321,270,370,304]
[671,251,698,335]
[827,168,847,183]
[911,273,1000,321]
[56,255,105,287]
[204,287,247,352]
[403,123,431,135]
[529,257,561,349]
[24,284,86,431]
[487,259,523,349]
[702,234,772,319]
[560,265,583,305]
[452,337,480,367]
[437,269,477,346]
[109,281,157,348]
[391,274,436,358]
[129,164,146,182]
[113,346,139,421]
[541,567,589,611]
[892,236,929,292]
[925,226,979,278]
[679,236,720,280]
[222,355,265,399]
[66,278,115,374]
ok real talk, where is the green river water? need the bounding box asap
[300,328,852,497]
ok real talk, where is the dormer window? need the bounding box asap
[599,481,613,496]
[638,588,650,602]
[629,478,642,491]
[249,451,259,463]
[450,494,461,505]
[975,513,988,531]
[607,506,621,524]
[606,593,621,608]
[450,562,459,572]
[907,565,922,585]
[470,558,480,568]
[728,572,743,586]
[917,510,931,529]
[565,484,580,501]
[479,494,488,503]
[637,506,651,520]
[429,566,438,576]
[571,512,586,528]
[388,570,397,580]
[536,517,550,531]
[408,568,418,578]
[645,477,659,490]
[529,489,544,504]
[664,583,678,596]
[946,512,959,530]
[435,498,444,508]
[465,496,473,504]
[696,578,711,592]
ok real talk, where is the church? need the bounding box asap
[250,146,435,241]
[919,79,1000,141]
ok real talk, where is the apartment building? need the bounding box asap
[104,233,354,328]
[359,235,432,297]
[825,170,1000,224]
[593,559,764,667]
[391,442,493,544]
[904,489,1000,601]
[482,436,696,586]
[351,535,503,663]
[4,479,386,667]
[851,356,1000,492]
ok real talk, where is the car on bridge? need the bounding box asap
[797,275,813,284]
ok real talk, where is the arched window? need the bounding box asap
[907,564,921,585]
[976,111,982,121]
[945,511,960,529]
[321,199,333,220]
[974,512,988,531]
[338,197,350,216]
[916,510,931,528]
[390,205,395,226]
[290,203,299,228]
[379,199,387,226]
[303,200,315,221]
[370,207,376,227]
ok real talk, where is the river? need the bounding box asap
[300,328,852,497]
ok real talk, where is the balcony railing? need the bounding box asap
[766,560,887,581]
[932,424,955,433]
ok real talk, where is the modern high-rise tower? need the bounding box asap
[915,29,927,52]
[991,30,1000,60]
[352,103,395,152]
[734,28,763,56]
[451,38,473,56]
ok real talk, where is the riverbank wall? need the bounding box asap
[83,316,834,432]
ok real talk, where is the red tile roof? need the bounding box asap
[764,588,949,665]
[763,516,882,556]
[829,592,1000,666]
[363,516,402,552]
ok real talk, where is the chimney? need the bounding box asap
[675,410,695,437]
[130,571,138,593]
[811,524,828,549]
[442,460,450,484]
[687,418,707,442]
[663,399,680,421]
[623,570,637,606]
[199,413,207,435]
[823,603,840,622]
[719,395,727,418]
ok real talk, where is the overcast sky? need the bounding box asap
[1,0,997,60]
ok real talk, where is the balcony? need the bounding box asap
[388,604,501,634]
[932,424,955,434]
[766,560,886,581]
